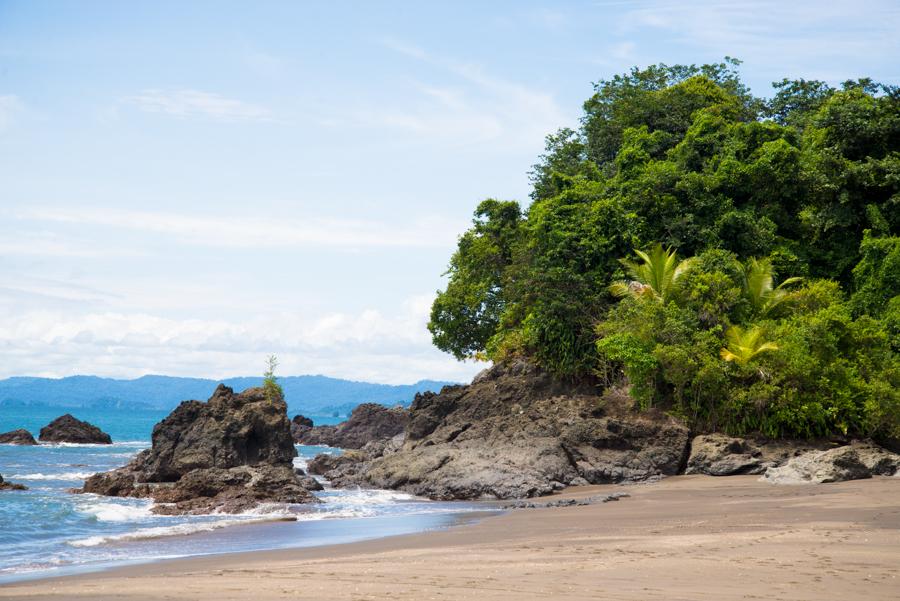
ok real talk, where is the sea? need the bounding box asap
[0,406,483,583]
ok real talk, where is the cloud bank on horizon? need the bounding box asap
[0,1,897,383]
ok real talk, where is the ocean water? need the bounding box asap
[0,407,483,582]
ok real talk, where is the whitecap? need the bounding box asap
[11,471,95,481]
[67,515,295,548]
[77,499,154,522]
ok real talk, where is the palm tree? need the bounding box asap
[740,258,802,317]
[609,244,695,304]
[719,325,779,365]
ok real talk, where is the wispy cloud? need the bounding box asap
[0,94,24,131]
[19,207,466,250]
[125,89,272,122]
[615,1,900,77]
[373,38,572,148]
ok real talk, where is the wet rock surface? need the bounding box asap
[0,429,37,445]
[39,415,112,444]
[292,403,408,449]
[81,385,319,514]
[316,361,690,500]
[0,473,28,491]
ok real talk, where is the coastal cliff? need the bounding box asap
[320,360,690,499]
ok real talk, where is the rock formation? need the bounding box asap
[317,361,690,500]
[685,433,834,476]
[0,474,27,491]
[0,429,37,445]
[762,441,900,484]
[292,403,408,449]
[81,385,319,514]
[39,415,112,444]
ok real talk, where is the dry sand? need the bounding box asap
[2,475,898,600]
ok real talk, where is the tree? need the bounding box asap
[610,244,695,304]
[739,257,803,317]
[263,355,283,402]
[720,325,779,365]
[428,200,522,360]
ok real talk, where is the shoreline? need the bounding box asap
[3,475,899,600]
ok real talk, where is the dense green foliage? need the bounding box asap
[429,59,900,440]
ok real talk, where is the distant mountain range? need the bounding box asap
[0,374,457,417]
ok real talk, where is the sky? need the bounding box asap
[0,1,898,384]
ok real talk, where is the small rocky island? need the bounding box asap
[292,402,408,448]
[0,429,37,445]
[39,414,112,444]
[81,384,319,514]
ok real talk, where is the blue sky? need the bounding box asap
[0,1,898,383]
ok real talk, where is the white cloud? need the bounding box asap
[125,89,272,122]
[19,207,466,250]
[0,296,484,384]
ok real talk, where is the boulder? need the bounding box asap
[0,473,27,491]
[324,361,690,500]
[81,385,319,514]
[762,441,900,484]
[685,434,834,476]
[39,415,112,444]
[292,403,408,449]
[0,429,37,445]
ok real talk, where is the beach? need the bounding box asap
[3,475,898,601]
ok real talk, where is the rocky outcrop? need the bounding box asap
[81,385,319,514]
[0,429,37,445]
[39,415,112,444]
[292,403,408,449]
[685,434,835,476]
[318,361,690,500]
[762,441,900,484]
[0,474,27,491]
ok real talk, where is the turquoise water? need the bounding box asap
[0,408,480,582]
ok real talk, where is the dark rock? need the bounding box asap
[325,360,690,500]
[292,414,314,429]
[0,429,37,445]
[39,415,112,444]
[0,473,28,491]
[292,403,409,449]
[762,440,900,484]
[81,385,319,514]
[307,451,365,476]
[290,414,315,441]
[501,492,630,509]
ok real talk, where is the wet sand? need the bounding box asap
[2,475,898,600]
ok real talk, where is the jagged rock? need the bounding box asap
[324,361,690,500]
[0,429,37,445]
[0,473,27,491]
[307,451,365,476]
[39,415,112,444]
[290,414,315,441]
[762,440,900,484]
[81,385,319,514]
[292,403,408,449]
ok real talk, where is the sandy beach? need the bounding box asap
[2,475,898,601]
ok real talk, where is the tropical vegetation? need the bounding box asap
[428,59,900,442]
